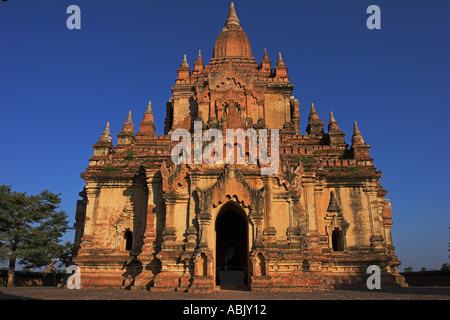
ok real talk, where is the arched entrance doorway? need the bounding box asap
[332,228,344,252]
[215,202,248,288]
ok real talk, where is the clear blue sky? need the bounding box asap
[1,0,449,271]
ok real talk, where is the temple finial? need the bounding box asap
[327,111,345,145]
[177,53,190,78]
[263,48,269,60]
[330,111,336,123]
[225,2,240,27]
[309,103,319,120]
[181,54,189,67]
[350,121,371,159]
[274,52,288,77]
[195,50,203,63]
[146,101,153,114]
[276,52,285,66]
[104,122,111,135]
[306,103,324,135]
[353,121,361,135]
[98,122,112,143]
[261,48,271,69]
[352,121,366,145]
[137,102,156,138]
[193,50,204,72]
[117,110,135,145]
[125,110,132,123]
[328,110,341,132]
[120,110,134,134]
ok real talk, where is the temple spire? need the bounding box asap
[92,121,113,157]
[274,52,288,78]
[261,48,271,70]
[225,2,240,27]
[330,111,336,123]
[137,101,156,138]
[212,1,252,59]
[350,121,371,160]
[276,52,285,67]
[117,110,135,146]
[306,103,324,135]
[328,111,341,132]
[263,48,269,60]
[177,54,190,79]
[309,103,319,120]
[327,111,346,146]
[353,121,361,136]
[145,101,153,114]
[121,110,135,134]
[351,121,366,146]
[193,50,204,72]
[103,121,111,135]
[125,110,132,124]
[181,54,189,68]
[98,122,112,144]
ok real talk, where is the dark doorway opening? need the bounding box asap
[215,203,248,287]
[332,228,344,252]
[124,230,133,251]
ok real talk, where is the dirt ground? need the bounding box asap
[0,286,449,300]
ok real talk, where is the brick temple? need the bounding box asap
[73,2,406,291]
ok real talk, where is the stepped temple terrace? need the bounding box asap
[72,3,406,291]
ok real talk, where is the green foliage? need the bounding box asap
[289,156,315,172]
[404,266,413,272]
[125,152,135,160]
[347,166,360,174]
[103,166,124,173]
[420,267,427,272]
[289,156,315,165]
[299,157,314,165]
[0,185,72,284]
[441,263,450,272]
[329,166,360,175]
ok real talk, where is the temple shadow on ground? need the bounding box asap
[344,286,450,297]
